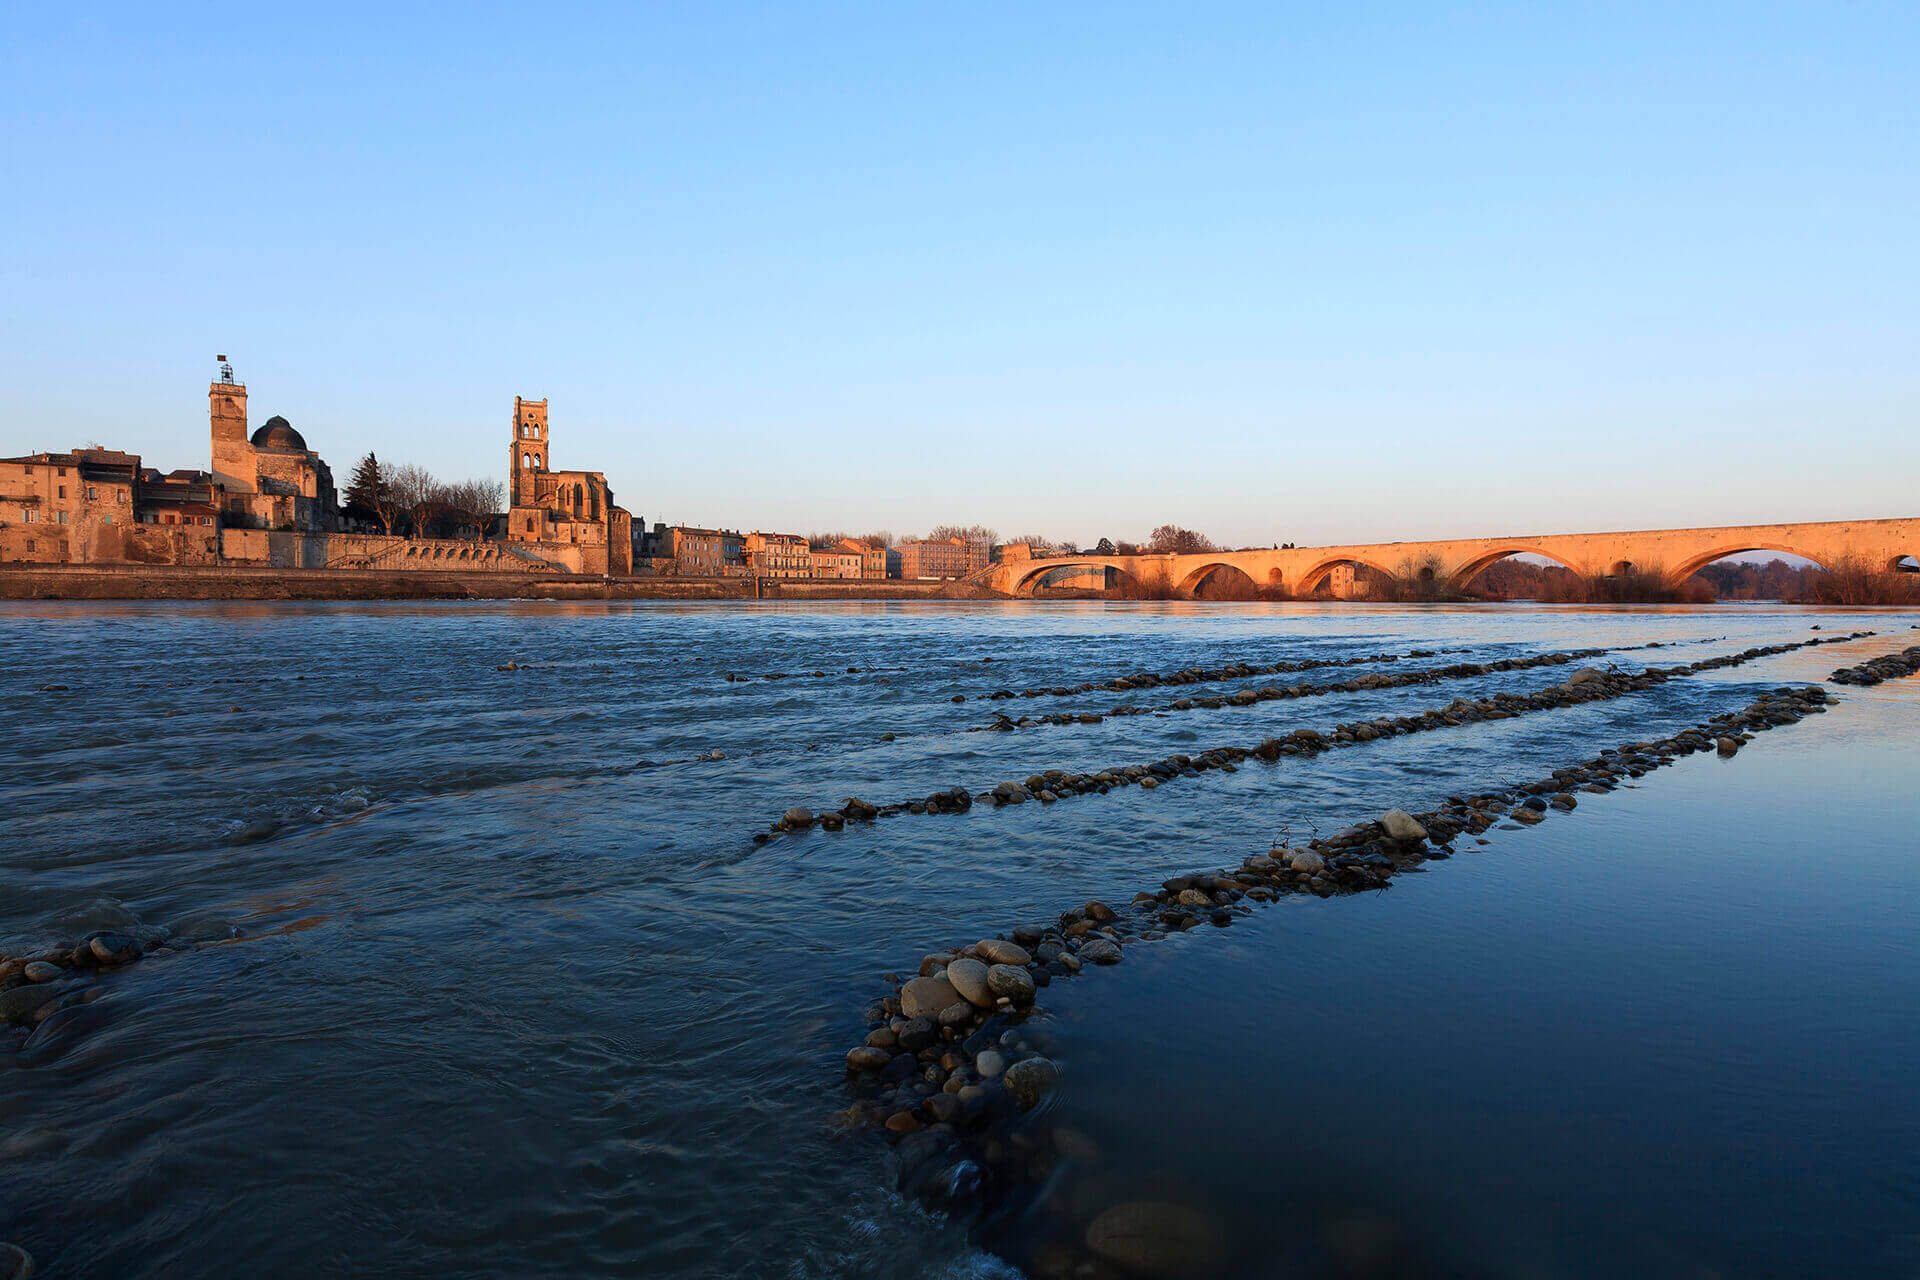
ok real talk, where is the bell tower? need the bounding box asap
[510,396,549,506]
[210,354,254,494]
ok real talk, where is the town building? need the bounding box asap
[0,448,227,565]
[504,396,635,574]
[809,542,864,579]
[745,531,812,579]
[858,541,894,580]
[650,524,745,574]
[898,536,989,580]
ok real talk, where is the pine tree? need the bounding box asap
[344,452,396,534]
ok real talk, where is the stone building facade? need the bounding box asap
[0,448,225,565]
[898,536,989,579]
[504,396,634,575]
[208,372,337,532]
[650,524,745,574]
[745,531,811,578]
[808,543,864,579]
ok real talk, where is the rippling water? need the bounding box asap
[3,601,1916,1278]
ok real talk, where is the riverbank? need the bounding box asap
[0,564,978,601]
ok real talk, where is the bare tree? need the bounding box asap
[1146,524,1218,554]
[387,464,442,539]
[928,523,997,549]
[445,478,505,540]
[1006,533,1056,556]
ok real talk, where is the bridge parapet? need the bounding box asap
[992,517,1920,598]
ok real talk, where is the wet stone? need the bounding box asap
[945,957,993,1007]
[900,975,961,1018]
[975,939,1032,966]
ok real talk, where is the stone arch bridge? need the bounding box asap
[988,517,1920,598]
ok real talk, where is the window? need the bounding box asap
[102,514,114,525]
[24,539,34,551]
[24,510,36,524]
[57,486,65,498]
[57,467,66,476]
[86,487,97,500]
[525,518,535,532]
[22,465,30,475]
[56,511,68,525]
[200,516,212,526]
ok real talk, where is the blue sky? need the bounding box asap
[3,3,1914,547]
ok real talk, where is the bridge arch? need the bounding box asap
[1446,546,1587,593]
[1889,554,1918,574]
[1175,561,1259,600]
[1012,559,1128,597]
[1295,555,1397,597]
[1667,544,1832,587]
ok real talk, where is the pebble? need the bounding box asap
[847,1046,893,1072]
[233,818,281,844]
[22,962,63,983]
[0,1242,33,1280]
[937,1001,976,1028]
[1077,938,1122,965]
[89,933,142,964]
[974,1050,1007,1079]
[782,807,815,828]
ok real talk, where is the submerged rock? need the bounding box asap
[1002,1056,1059,1110]
[1085,1201,1226,1278]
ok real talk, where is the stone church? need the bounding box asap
[209,368,337,532]
[505,397,633,574]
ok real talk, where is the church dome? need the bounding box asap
[251,416,307,451]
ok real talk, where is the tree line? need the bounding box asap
[343,453,505,540]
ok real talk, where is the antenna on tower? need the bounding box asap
[216,354,235,384]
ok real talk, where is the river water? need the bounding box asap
[2,601,1916,1278]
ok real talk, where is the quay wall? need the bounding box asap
[0,565,978,602]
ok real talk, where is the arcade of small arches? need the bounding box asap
[995,518,1920,600]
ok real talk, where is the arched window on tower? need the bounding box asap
[572,483,583,514]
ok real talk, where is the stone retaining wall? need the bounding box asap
[0,566,978,601]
